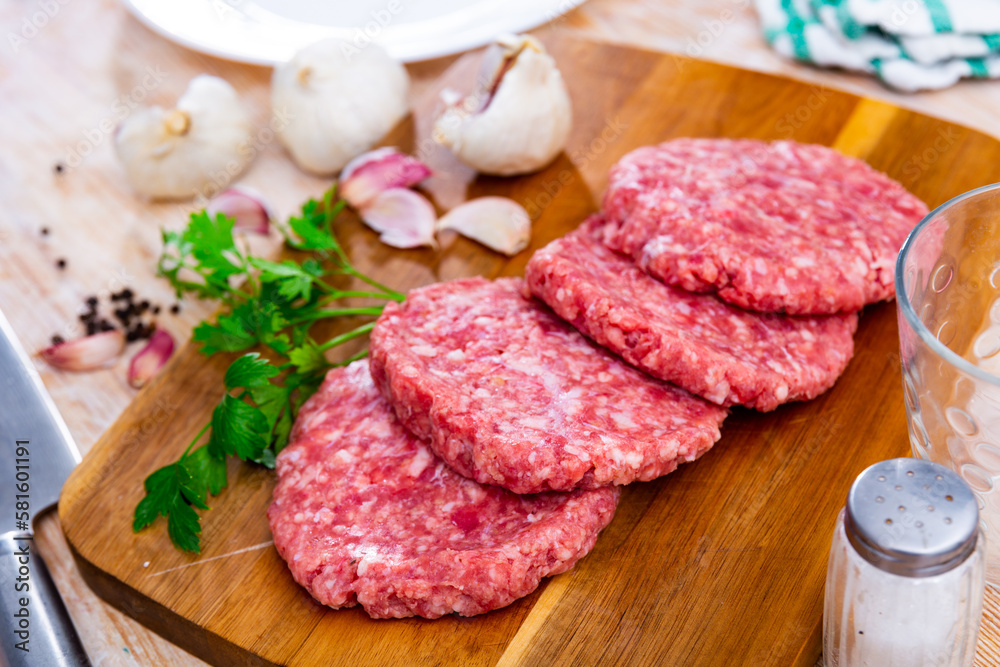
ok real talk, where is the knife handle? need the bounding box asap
[0,531,90,667]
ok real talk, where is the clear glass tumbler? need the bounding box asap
[897,182,1000,585]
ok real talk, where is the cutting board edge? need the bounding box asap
[65,537,279,667]
[590,35,997,144]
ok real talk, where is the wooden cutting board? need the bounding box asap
[59,36,1000,666]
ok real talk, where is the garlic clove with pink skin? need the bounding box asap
[339,147,432,210]
[206,187,272,235]
[358,188,438,249]
[128,329,175,389]
[39,329,125,371]
[436,197,531,256]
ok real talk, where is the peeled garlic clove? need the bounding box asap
[437,197,531,256]
[272,39,410,175]
[340,147,432,209]
[39,329,125,371]
[433,34,572,176]
[206,186,272,235]
[359,188,437,249]
[115,75,254,201]
[128,329,175,389]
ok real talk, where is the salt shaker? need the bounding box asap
[823,458,986,666]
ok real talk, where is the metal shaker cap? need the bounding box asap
[844,458,979,577]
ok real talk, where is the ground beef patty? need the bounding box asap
[526,216,859,411]
[602,138,928,315]
[369,277,728,494]
[268,361,619,619]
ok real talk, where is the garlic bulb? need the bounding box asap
[115,75,253,200]
[272,39,410,175]
[433,34,572,176]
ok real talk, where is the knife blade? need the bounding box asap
[0,308,90,667]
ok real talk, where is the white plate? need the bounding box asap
[121,0,586,65]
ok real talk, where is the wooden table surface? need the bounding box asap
[2,0,1000,665]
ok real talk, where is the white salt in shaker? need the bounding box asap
[824,458,986,666]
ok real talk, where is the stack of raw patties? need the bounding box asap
[267,138,929,620]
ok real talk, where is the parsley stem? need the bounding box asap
[288,306,385,327]
[339,266,406,302]
[173,262,250,304]
[317,290,397,302]
[339,348,369,365]
[238,246,259,299]
[181,422,212,459]
[322,187,351,267]
[317,321,376,352]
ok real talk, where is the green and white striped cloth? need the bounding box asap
[757,0,1000,91]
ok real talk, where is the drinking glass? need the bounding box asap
[897,182,1000,586]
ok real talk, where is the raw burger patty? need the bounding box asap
[268,361,619,619]
[369,277,728,494]
[602,138,928,315]
[526,216,859,411]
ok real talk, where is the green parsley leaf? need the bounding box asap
[185,212,243,281]
[210,394,269,461]
[271,409,294,457]
[288,342,330,377]
[132,460,207,554]
[193,302,292,357]
[236,300,292,355]
[166,497,203,554]
[224,353,280,390]
[252,448,277,468]
[176,462,210,511]
[288,371,325,411]
[286,198,345,253]
[133,464,180,532]
[181,445,228,503]
[193,316,257,356]
[248,382,294,458]
[157,211,252,306]
[249,382,289,421]
[250,257,325,303]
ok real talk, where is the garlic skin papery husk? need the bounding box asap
[272,39,410,175]
[115,75,253,201]
[432,34,572,176]
[437,197,531,256]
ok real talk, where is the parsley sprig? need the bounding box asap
[133,187,403,553]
